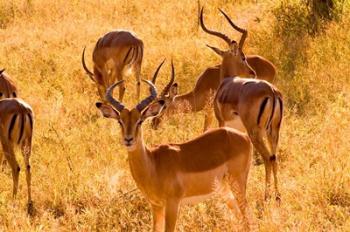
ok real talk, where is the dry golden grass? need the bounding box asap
[0,0,349,231]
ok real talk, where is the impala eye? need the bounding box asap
[0,92,2,97]
[13,92,16,97]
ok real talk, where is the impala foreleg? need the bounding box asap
[135,65,141,101]
[151,204,165,232]
[165,199,180,232]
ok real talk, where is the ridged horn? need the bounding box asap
[218,8,247,49]
[136,80,157,112]
[81,47,96,82]
[105,80,125,112]
[199,7,233,45]
[151,59,166,84]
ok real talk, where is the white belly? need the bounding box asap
[181,193,215,205]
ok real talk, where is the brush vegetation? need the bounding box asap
[0,0,349,231]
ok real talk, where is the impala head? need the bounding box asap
[200,7,256,78]
[96,70,165,151]
[150,60,178,130]
[0,69,17,99]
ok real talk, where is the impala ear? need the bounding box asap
[169,83,178,98]
[96,102,120,119]
[206,44,225,57]
[141,100,165,120]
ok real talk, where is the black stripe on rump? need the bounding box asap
[123,47,133,64]
[278,97,283,127]
[257,97,269,125]
[8,114,17,140]
[18,114,25,144]
[28,113,33,130]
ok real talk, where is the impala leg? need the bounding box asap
[203,111,213,132]
[22,139,33,215]
[3,146,20,198]
[165,199,180,232]
[267,99,282,203]
[151,204,165,232]
[227,177,250,231]
[0,150,5,171]
[118,80,126,102]
[249,130,273,201]
[135,65,141,101]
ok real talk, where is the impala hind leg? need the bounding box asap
[22,139,33,215]
[249,129,273,201]
[151,204,165,232]
[165,199,180,232]
[267,100,283,203]
[2,145,20,198]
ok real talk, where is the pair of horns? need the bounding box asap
[106,60,173,112]
[151,59,175,97]
[200,7,247,50]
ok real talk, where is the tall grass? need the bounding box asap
[0,0,349,231]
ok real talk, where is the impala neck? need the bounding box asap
[220,59,239,82]
[126,130,155,190]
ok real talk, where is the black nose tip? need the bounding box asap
[125,138,133,143]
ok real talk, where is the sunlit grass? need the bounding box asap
[0,0,349,231]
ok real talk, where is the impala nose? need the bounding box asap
[124,137,134,146]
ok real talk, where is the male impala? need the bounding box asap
[82,30,143,101]
[96,63,253,231]
[150,19,276,131]
[0,69,17,99]
[0,98,34,214]
[200,8,283,202]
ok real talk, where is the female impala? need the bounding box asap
[82,30,143,101]
[96,63,253,231]
[0,69,17,99]
[150,11,276,131]
[200,8,283,202]
[0,98,34,214]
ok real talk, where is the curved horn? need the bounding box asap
[136,80,157,112]
[160,59,175,97]
[105,80,125,112]
[151,59,166,84]
[0,69,5,76]
[218,8,248,49]
[82,47,96,82]
[199,7,233,45]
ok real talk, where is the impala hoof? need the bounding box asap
[276,194,281,205]
[27,201,34,216]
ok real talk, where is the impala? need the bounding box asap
[96,63,253,231]
[0,69,17,99]
[82,30,144,101]
[0,98,34,214]
[150,20,276,132]
[200,8,283,201]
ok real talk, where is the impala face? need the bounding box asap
[151,83,178,130]
[96,101,164,151]
[207,44,256,79]
[96,72,165,151]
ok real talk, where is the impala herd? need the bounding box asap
[0,7,283,232]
